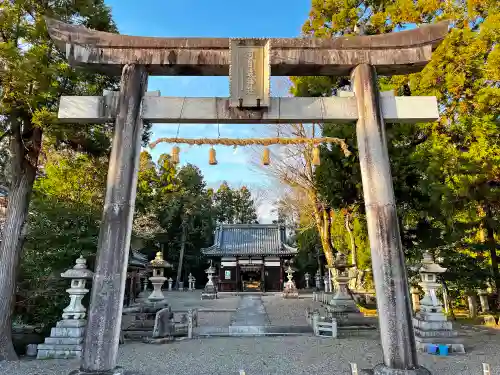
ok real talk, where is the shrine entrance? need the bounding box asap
[240,265,262,292]
[46,17,449,375]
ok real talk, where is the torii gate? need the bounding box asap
[46,18,448,375]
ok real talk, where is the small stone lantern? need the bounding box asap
[188,273,196,291]
[167,277,173,291]
[304,272,311,289]
[148,251,171,301]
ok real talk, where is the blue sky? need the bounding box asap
[104,0,312,222]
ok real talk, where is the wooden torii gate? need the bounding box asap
[46,18,449,375]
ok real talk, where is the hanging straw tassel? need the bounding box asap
[312,146,321,166]
[171,146,180,164]
[209,147,218,165]
[262,147,270,166]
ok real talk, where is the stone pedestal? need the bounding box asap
[37,256,93,359]
[201,262,217,300]
[412,252,464,353]
[282,265,299,298]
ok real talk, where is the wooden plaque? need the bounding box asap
[229,39,270,108]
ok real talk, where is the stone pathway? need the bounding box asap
[230,295,270,327]
[229,295,270,335]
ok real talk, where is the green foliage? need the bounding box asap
[293,0,500,297]
[212,182,258,224]
[16,152,106,328]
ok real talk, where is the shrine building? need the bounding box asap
[202,224,297,292]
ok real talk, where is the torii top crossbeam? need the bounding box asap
[45,18,449,77]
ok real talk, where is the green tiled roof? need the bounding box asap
[202,224,297,257]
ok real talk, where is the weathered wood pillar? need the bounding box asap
[78,64,148,374]
[351,64,429,375]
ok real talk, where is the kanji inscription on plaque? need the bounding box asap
[229,39,270,108]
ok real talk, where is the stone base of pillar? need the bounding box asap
[282,281,299,299]
[360,364,432,375]
[413,311,465,353]
[37,319,86,359]
[201,284,217,300]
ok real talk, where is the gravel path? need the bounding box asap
[262,295,322,326]
[2,333,499,375]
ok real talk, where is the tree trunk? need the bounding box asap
[0,121,41,361]
[485,206,500,307]
[442,280,456,321]
[345,211,357,268]
[175,223,187,289]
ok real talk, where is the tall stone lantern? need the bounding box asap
[37,255,94,359]
[201,260,217,300]
[413,251,464,353]
[282,264,299,298]
[148,251,171,301]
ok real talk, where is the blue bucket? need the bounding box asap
[427,345,438,354]
[438,345,449,356]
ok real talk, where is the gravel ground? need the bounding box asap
[262,295,323,326]
[2,332,500,375]
[164,291,240,311]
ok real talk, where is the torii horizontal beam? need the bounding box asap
[58,93,439,124]
[45,18,449,76]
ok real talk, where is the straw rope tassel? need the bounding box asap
[312,146,321,166]
[262,147,270,166]
[209,147,218,165]
[171,146,180,164]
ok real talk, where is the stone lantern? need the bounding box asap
[304,272,311,289]
[201,260,217,300]
[282,264,298,298]
[37,255,94,359]
[413,251,464,353]
[188,273,196,291]
[326,252,365,326]
[148,251,171,301]
[417,252,446,311]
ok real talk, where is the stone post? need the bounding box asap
[137,277,148,299]
[351,64,426,375]
[467,292,478,319]
[315,270,322,290]
[312,310,320,336]
[410,287,420,313]
[478,290,490,313]
[187,309,193,339]
[78,64,148,375]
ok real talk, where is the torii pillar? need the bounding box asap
[352,64,427,375]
